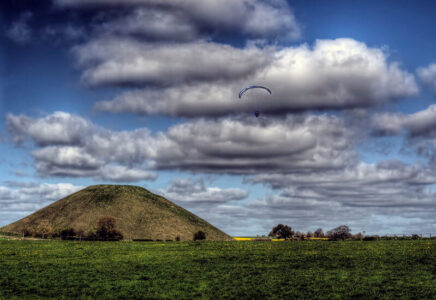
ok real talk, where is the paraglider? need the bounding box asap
[238,85,272,118]
[238,85,272,99]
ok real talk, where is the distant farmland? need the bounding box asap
[1,239,435,299]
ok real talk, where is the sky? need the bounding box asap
[1,0,436,236]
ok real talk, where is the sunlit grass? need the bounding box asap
[1,240,435,299]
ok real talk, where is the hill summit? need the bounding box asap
[1,185,232,241]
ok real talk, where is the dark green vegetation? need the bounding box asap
[0,185,231,241]
[1,240,435,299]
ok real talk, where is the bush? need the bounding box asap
[314,228,324,238]
[60,228,76,240]
[175,236,181,241]
[411,234,420,240]
[353,232,364,240]
[193,231,206,241]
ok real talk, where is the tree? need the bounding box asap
[20,219,31,239]
[314,228,324,238]
[96,216,123,241]
[327,225,352,240]
[269,224,293,239]
[37,220,52,239]
[193,231,206,241]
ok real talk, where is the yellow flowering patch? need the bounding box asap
[234,237,253,241]
[309,237,329,240]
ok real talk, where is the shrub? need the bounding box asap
[175,236,181,241]
[353,232,364,240]
[362,235,378,241]
[60,228,76,240]
[86,230,97,240]
[411,234,420,240]
[314,228,324,238]
[193,231,206,241]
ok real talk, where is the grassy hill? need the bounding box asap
[0,185,232,241]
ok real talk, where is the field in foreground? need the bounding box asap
[1,240,435,299]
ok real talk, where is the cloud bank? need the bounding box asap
[7,111,356,176]
[90,39,418,117]
[54,0,301,40]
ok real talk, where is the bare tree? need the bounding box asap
[20,219,31,239]
[97,216,123,241]
[37,220,52,239]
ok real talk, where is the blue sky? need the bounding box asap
[1,0,436,236]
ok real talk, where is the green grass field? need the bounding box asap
[1,239,435,299]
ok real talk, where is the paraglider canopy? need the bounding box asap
[238,85,272,99]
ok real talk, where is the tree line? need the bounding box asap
[269,224,357,240]
[20,216,208,241]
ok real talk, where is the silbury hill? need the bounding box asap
[0,185,232,241]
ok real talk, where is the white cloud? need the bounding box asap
[0,182,84,209]
[372,104,436,137]
[6,112,157,182]
[150,114,357,173]
[97,8,199,41]
[160,178,248,204]
[94,39,418,117]
[0,182,85,227]
[7,112,356,175]
[54,0,301,40]
[75,38,271,86]
[417,63,436,95]
[237,160,436,235]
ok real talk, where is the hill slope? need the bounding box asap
[1,185,232,241]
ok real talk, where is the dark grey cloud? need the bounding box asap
[5,11,33,45]
[54,0,301,40]
[159,178,248,204]
[93,39,418,117]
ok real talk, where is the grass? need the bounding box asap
[1,239,435,299]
